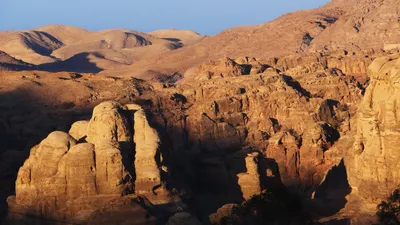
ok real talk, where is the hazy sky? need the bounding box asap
[0,0,331,35]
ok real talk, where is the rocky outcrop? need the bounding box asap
[183,57,246,82]
[86,101,132,145]
[93,140,133,195]
[133,107,162,194]
[209,204,237,224]
[182,57,269,83]
[237,152,261,200]
[347,54,400,202]
[8,101,164,223]
[154,59,363,195]
[274,53,374,78]
[68,120,88,141]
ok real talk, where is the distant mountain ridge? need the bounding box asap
[1,0,399,79]
[0,25,204,74]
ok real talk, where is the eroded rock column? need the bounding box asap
[238,152,262,200]
[132,106,162,195]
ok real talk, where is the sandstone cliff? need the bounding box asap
[347,54,400,204]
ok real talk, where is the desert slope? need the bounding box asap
[310,0,400,51]
[0,30,63,64]
[35,24,94,45]
[0,25,201,74]
[109,0,400,80]
[149,29,205,45]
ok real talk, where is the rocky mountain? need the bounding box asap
[2,0,399,80]
[110,0,400,79]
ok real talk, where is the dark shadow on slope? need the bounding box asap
[0,63,37,71]
[23,31,64,56]
[0,51,37,71]
[39,52,103,73]
[311,159,351,218]
[161,38,182,43]
[282,74,311,98]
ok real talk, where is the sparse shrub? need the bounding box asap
[376,189,400,225]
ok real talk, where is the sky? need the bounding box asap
[0,0,331,35]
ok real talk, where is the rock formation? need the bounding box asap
[7,101,164,223]
[347,54,400,202]
[68,120,88,141]
[237,152,261,200]
[209,204,237,224]
[152,56,364,195]
[132,106,162,195]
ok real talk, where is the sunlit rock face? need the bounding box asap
[8,101,163,223]
[347,54,400,201]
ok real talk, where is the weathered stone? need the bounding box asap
[133,108,163,196]
[15,131,77,206]
[86,101,131,145]
[9,101,166,223]
[68,120,89,141]
[209,204,237,224]
[94,140,133,195]
[237,152,261,200]
[347,54,400,201]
